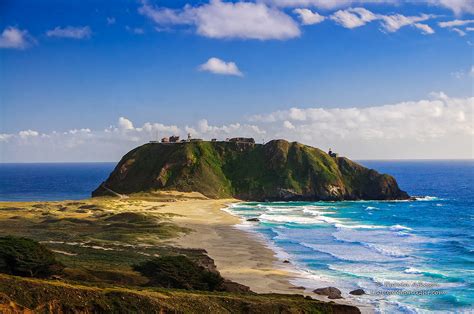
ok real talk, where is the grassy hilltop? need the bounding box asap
[93,139,408,201]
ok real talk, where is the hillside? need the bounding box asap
[92,140,409,201]
[0,274,359,313]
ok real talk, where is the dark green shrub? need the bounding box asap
[133,255,223,291]
[0,236,63,278]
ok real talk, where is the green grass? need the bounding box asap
[93,139,407,201]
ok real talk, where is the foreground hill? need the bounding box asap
[0,274,359,313]
[93,140,409,201]
[0,197,360,314]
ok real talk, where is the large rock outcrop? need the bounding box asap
[92,140,409,201]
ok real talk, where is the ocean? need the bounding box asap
[226,160,474,313]
[0,163,115,201]
[0,160,472,313]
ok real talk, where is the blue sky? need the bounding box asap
[0,0,473,161]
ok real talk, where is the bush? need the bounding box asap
[133,255,223,291]
[0,236,63,278]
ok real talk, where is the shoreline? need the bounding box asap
[155,193,373,313]
[222,203,375,314]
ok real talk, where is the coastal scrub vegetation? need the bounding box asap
[0,236,63,278]
[133,255,224,291]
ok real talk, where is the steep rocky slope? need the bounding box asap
[93,140,409,201]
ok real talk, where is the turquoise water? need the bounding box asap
[226,161,474,313]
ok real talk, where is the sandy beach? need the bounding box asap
[136,191,373,313]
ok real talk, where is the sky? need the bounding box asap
[0,0,473,162]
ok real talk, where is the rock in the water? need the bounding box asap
[313,287,343,299]
[283,260,290,264]
[246,218,260,222]
[349,289,365,296]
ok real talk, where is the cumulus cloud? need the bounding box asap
[18,130,39,139]
[139,0,300,40]
[0,117,264,161]
[137,1,453,37]
[248,94,473,144]
[0,26,34,49]
[283,120,296,129]
[246,93,473,159]
[199,57,243,76]
[0,134,14,142]
[1,95,472,162]
[118,117,134,130]
[293,8,325,25]
[186,119,265,139]
[46,26,92,39]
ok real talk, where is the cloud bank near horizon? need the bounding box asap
[1,93,472,162]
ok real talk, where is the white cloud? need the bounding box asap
[413,23,435,34]
[248,94,473,159]
[283,120,295,129]
[46,26,92,39]
[438,19,474,28]
[139,0,300,40]
[265,0,474,15]
[467,27,474,31]
[262,0,396,10]
[0,134,13,142]
[378,13,432,32]
[107,17,116,25]
[330,7,377,28]
[437,19,474,36]
[427,0,474,15]
[18,130,39,139]
[118,117,134,130]
[329,7,434,34]
[451,27,466,36]
[199,57,243,77]
[1,95,473,161]
[293,8,325,25]
[0,26,34,49]
[188,119,265,138]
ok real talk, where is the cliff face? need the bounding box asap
[92,140,409,201]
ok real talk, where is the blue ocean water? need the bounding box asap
[0,163,115,201]
[0,161,472,312]
[226,160,474,313]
